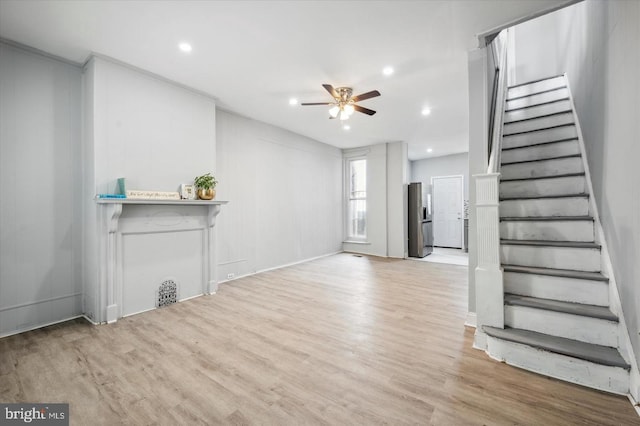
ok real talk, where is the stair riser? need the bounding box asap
[508,76,566,99]
[503,125,577,150]
[504,100,572,123]
[500,176,586,198]
[505,305,617,346]
[500,245,601,271]
[504,272,609,306]
[500,220,594,242]
[504,112,574,136]
[506,87,570,111]
[485,336,629,395]
[502,140,581,164]
[500,197,589,217]
[501,157,584,180]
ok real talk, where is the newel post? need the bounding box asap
[474,173,504,344]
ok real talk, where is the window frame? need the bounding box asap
[344,155,368,242]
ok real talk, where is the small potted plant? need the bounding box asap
[194,172,218,200]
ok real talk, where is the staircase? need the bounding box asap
[482,75,631,394]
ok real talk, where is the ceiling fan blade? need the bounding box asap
[351,90,381,102]
[322,84,339,99]
[300,102,332,106]
[353,104,377,116]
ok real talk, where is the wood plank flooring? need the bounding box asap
[1,253,638,425]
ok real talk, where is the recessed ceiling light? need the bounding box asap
[421,108,431,116]
[178,42,192,53]
[343,125,351,131]
[427,148,433,153]
[289,98,298,106]
[382,66,394,76]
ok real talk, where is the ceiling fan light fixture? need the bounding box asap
[329,105,340,118]
[339,109,350,120]
[344,104,355,115]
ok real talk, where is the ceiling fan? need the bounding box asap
[301,84,381,120]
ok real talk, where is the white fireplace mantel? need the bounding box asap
[95,199,228,323]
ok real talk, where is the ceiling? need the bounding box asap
[0,0,569,160]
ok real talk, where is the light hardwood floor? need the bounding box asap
[1,253,638,425]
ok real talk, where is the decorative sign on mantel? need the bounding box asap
[126,190,181,200]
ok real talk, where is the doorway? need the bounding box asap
[431,175,463,248]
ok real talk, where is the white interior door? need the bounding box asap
[432,175,463,248]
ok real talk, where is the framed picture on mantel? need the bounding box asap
[180,184,195,200]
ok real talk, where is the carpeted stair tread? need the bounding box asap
[502,264,609,282]
[504,294,617,321]
[483,326,630,370]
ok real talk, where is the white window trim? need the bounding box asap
[343,154,368,243]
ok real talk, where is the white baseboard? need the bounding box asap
[218,251,344,284]
[473,329,487,350]
[82,315,99,325]
[0,315,86,338]
[628,393,640,417]
[465,311,477,328]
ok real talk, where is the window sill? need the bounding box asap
[343,240,370,245]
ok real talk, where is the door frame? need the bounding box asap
[431,174,464,249]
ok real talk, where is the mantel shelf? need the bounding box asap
[95,198,228,206]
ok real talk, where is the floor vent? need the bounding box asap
[157,279,178,308]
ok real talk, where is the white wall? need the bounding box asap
[83,56,217,322]
[387,142,408,258]
[343,143,388,257]
[512,0,640,377]
[411,152,469,202]
[215,110,343,280]
[0,42,83,336]
[89,56,216,194]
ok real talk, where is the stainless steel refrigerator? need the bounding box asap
[408,182,433,258]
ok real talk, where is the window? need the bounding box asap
[347,158,367,240]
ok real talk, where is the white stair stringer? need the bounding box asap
[484,330,629,395]
[476,74,640,402]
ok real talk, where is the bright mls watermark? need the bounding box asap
[1,403,68,425]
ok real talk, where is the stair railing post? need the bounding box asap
[473,29,508,348]
[474,173,504,334]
